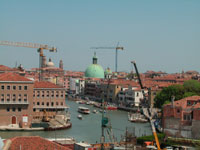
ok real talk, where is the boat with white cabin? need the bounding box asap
[78,106,90,114]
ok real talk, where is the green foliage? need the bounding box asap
[154,80,200,108]
[183,92,198,98]
[183,80,200,94]
[154,84,184,108]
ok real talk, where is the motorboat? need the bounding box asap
[106,105,117,110]
[77,114,83,120]
[78,106,90,114]
[128,112,148,123]
[93,109,98,113]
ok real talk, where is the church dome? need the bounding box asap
[85,52,104,79]
[46,58,54,68]
[85,64,104,78]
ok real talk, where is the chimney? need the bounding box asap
[171,96,175,107]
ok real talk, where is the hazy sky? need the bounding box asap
[0,0,200,73]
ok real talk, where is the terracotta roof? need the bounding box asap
[5,136,71,150]
[166,96,200,109]
[0,65,13,71]
[34,81,64,88]
[0,72,32,82]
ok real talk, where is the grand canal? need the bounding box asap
[0,100,152,143]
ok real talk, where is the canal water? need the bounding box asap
[0,100,152,143]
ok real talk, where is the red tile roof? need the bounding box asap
[0,72,32,82]
[6,136,71,150]
[165,96,200,109]
[0,65,13,71]
[34,81,64,88]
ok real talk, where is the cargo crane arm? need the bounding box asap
[0,41,57,51]
[0,41,57,80]
[131,61,161,150]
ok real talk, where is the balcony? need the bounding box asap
[0,101,29,105]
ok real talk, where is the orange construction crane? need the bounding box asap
[0,41,57,80]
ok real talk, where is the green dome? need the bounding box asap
[105,67,112,75]
[85,64,104,78]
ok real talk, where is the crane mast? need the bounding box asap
[131,61,161,150]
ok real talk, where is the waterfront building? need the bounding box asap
[33,81,68,120]
[118,86,146,107]
[84,78,102,101]
[0,72,34,128]
[163,96,200,139]
[0,72,69,128]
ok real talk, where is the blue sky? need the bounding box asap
[0,0,200,73]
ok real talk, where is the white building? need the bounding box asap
[118,86,146,107]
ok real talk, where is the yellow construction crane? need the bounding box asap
[91,42,124,72]
[131,61,161,150]
[0,41,57,80]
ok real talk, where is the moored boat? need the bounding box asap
[128,112,148,123]
[106,105,117,110]
[78,106,90,114]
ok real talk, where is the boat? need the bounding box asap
[106,105,117,110]
[128,112,148,123]
[99,109,106,113]
[78,106,90,114]
[76,101,85,104]
[77,114,83,120]
[93,102,101,108]
[93,109,98,113]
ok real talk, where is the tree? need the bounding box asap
[154,84,184,108]
[183,80,200,95]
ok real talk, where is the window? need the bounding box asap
[33,108,36,112]
[47,102,49,106]
[51,102,54,106]
[7,85,10,90]
[37,102,40,105]
[56,102,58,105]
[51,91,54,97]
[177,109,180,113]
[13,86,16,90]
[19,86,22,90]
[46,91,49,97]
[1,85,4,90]
[184,115,187,120]
[12,108,16,112]
[42,91,44,97]
[42,102,44,105]
[24,86,27,90]
[18,108,21,112]
[61,102,63,106]
[7,108,10,112]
